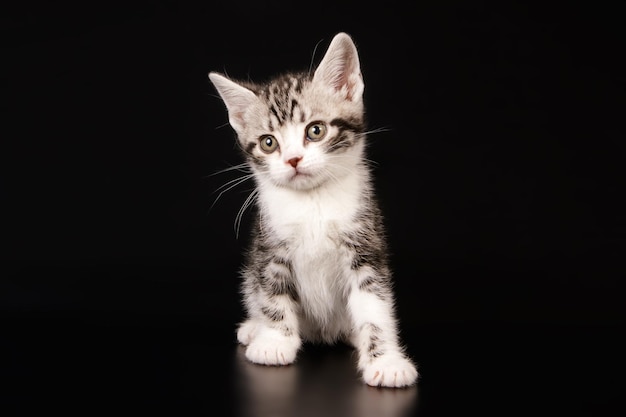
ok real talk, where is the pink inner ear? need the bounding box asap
[315,42,362,101]
[313,35,363,100]
[344,73,360,101]
[329,53,356,92]
[332,62,350,91]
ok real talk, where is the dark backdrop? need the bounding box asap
[3,1,624,415]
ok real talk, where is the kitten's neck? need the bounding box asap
[257,162,371,227]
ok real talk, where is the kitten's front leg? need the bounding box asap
[237,315,301,365]
[347,275,418,387]
[238,260,302,366]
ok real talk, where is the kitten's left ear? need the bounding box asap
[312,32,364,102]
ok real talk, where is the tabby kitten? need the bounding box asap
[209,32,418,387]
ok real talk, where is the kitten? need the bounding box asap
[208,32,418,387]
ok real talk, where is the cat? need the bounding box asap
[208,32,418,388]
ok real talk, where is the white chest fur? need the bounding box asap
[257,172,364,325]
[258,171,362,250]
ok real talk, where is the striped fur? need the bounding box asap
[209,32,418,387]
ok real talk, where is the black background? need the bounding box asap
[2,1,624,416]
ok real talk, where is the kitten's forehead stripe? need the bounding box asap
[269,104,283,125]
[288,98,299,121]
[260,73,310,127]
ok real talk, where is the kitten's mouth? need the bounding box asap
[275,166,320,189]
[290,168,310,179]
[284,168,318,188]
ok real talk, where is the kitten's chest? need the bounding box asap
[258,182,365,323]
[261,185,359,250]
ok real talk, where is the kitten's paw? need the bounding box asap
[245,328,300,366]
[361,354,418,388]
[236,320,258,346]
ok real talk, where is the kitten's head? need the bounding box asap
[209,32,366,191]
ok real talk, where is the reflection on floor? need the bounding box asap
[233,343,418,417]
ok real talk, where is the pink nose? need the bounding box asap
[287,157,302,168]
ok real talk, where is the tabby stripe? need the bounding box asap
[368,334,384,358]
[351,251,383,270]
[280,325,295,337]
[330,117,364,133]
[326,131,354,152]
[325,117,365,152]
[361,323,385,359]
[288,98,299,120]
[272,256,293,269]
[245,141,257,155]
[261,306,284,322]
[292,76,304,93]
[269,104,282,123]
[262,257,299,300]
[359,276,379,292]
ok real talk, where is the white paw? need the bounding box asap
[361,354,418,388]
[236,320,258,346]
[244,327,300,366]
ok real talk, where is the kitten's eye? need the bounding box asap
[259,135,279,153]
[306,122,327,142]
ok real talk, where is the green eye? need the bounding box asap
[259,135,279,153]
[306,122,327,142]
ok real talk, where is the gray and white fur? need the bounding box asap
[209,32,418,387]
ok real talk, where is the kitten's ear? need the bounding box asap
[312,32,364,102]
[209,72,258,134]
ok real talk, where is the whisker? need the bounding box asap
[361,126,392,136]
[309,37,325,75]
[213,122,231,129]
[210,174,255,211]
[320,160,376,205]
[235,189,259,239]
[358,157,380,169]
[320,158,360,183]
[207,163,251,177]
[323,143,379,170]
[212,173,254,194]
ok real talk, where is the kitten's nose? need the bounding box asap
[287,156,302,168]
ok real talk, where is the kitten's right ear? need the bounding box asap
[209,72,257,134]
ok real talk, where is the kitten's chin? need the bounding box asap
[284,175,324,191]
[272,172,329,191]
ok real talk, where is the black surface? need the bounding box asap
[2,2,624,416]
